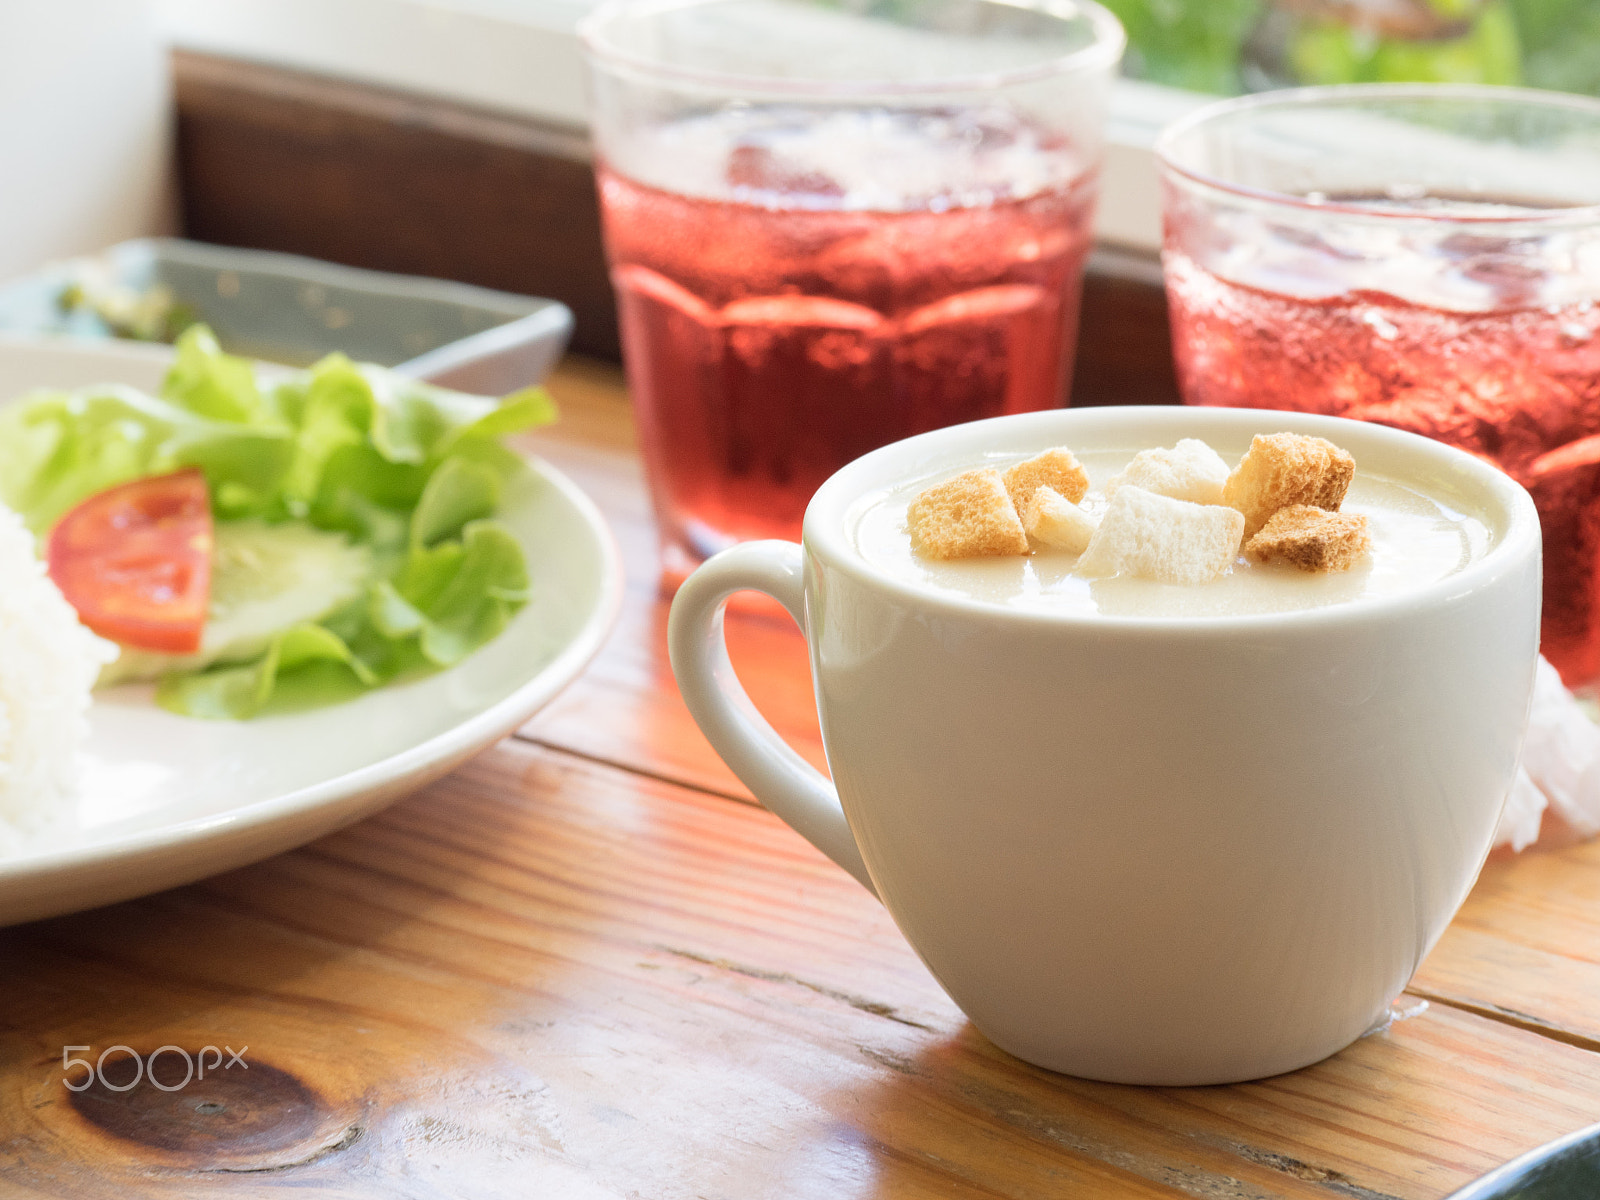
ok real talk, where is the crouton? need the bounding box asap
[1022,485,1098,553]
[1245,505,1371,573]
[908,468,1030,559]
[1003,447,1089,510]
[1223,433,1356,538]
[1107,438,1230,505]
[1076,485,1245,585]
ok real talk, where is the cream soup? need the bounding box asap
[850,445,1493,618]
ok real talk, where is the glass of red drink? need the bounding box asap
[1158,86,1600,685]
[581,0,1124,582]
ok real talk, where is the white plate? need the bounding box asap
[0,336,623,926]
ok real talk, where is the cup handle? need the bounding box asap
[668,540,877,896]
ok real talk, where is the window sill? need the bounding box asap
[158,0,1207,252]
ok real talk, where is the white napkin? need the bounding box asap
[1495,656,1600,850]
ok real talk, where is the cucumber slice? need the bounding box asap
[101,520,373,685]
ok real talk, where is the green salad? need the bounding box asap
[0,326,557,719]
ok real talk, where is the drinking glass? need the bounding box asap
[1157,85,1600,684]
[581,0,1124,583]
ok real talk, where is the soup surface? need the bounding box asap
[849,445,1493,618]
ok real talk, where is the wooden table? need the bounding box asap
[4,358,1600,1198]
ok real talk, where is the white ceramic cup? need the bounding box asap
[668,406,1541,1085]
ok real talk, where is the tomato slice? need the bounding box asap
[47,469,213,654]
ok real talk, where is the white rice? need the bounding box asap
[0,503,118,853]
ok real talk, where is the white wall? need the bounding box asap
[160,0,594,127]
[0,1,172,281]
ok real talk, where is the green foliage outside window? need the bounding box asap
[1515,0,1600,93]
[1096,0,1263,93]
[1097,0,1600,96]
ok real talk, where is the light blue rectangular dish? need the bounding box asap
[0,238,573,391]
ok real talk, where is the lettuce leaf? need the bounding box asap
[1,324,557,717]
[0,382,295,531]
[155,622,377,720]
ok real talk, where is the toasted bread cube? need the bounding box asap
[1003,447,1089,510]
[1076,485,1245,585]
[1223,433,1356,538]
[1022,485,1098,553]
[908,468,1030,560]
[1107,438,1230,505]
[1245,505,1371,572]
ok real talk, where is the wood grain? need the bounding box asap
[1412,836,1600,1051]
[4,355,1599,1196]
[520,358,1600,1153]
[519,358,828,801]
[5,740,1600,1197]
[1073,246,1180,408]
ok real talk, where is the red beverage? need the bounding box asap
[597,108,1096,573]
[1156,87,1600,686]
[1166,244,1600,682]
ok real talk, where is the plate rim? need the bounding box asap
[0,447,625,890]
[1444,1121,1600,1198]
